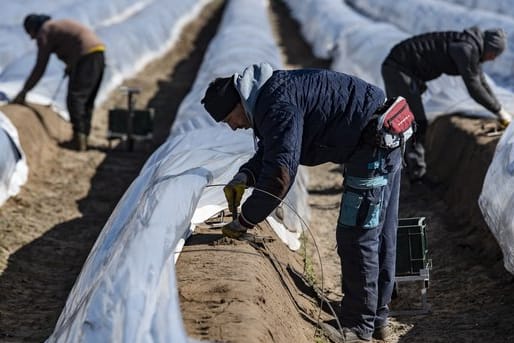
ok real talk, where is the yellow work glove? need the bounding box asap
[497,107,512,129]
[223,172,247,216]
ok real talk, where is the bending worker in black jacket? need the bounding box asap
[201,63,414,342]
[382,27,511,184]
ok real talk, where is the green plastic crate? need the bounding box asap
[396,217,429,276]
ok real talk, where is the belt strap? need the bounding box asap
[87,45,106,54]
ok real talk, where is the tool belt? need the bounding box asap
[362,96,415,149]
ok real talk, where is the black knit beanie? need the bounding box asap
[201,76,240,122]
[484,28,507,55]
[23,14,51,35]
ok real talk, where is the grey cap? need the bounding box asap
[484,28,507,55]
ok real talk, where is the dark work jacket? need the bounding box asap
[237,68,385,227]
[383,27,501,113]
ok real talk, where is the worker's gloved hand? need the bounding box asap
[223,172,247,216]
[11,91,26,105]
[221,219,248,239]
[497,107,512,129]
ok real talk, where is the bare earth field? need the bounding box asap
[1,1,513,343]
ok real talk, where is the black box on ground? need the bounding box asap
[108,108,154,138]
[396,217,429,276]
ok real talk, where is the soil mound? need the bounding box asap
[177,221,323,343]
[426,115,504,267]
[2,104,64,171]
[1,1,514,343]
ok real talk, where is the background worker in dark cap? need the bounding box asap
[12,13,106,151]
[202,63,415,342]
[382,27,511,184]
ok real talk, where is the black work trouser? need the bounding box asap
[381,62,427,181]
[67,51,105,136]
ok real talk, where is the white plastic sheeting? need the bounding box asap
[479,122,514,274]
[0,0,210,206]
[345,0,514,86]
[443,0,514,18]
[279,0,354,59]
[47,0,310,341]
[0,111,27,207]
[284,0,398,86]
[0,0,212,120]
[285,0,514,120]
[0,0,152,73]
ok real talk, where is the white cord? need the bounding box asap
[206,183,344,338]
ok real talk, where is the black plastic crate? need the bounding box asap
[108,108,154,137]
[396,217,429,276]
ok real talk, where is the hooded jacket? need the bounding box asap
[383,27,501,114]
[233,63,385,228]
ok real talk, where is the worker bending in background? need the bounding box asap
[201,63,415,342]
[382,27,511,184]
[13,13,105,151]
